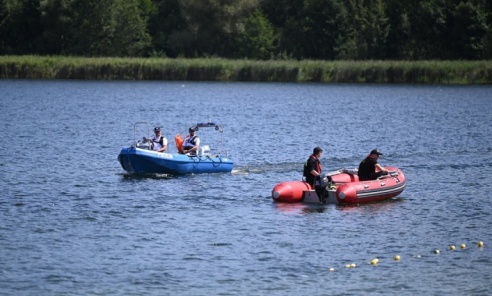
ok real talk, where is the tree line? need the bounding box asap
[1,0,491,60]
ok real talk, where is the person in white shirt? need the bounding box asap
[150,127,168,152]
[182,127,200,155]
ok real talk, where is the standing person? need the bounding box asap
[150,127,168,152]
[358,149,389,181]
[182,127,200,155]
[303,147,323,187]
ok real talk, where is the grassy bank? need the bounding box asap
[1,55,491,84]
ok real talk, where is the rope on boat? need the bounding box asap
[209,155,223,167]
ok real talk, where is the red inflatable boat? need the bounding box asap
[271,167,406,204]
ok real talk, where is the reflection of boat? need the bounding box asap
[271,167,406,204]
[118,121,233,175]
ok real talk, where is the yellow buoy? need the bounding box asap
[478,241,484,248]
[370,258,379,265]
[460,244,466,249]
[345,264,351,268]
[394,255,401,261]
[350,263,357,268]
[449,245,456,251]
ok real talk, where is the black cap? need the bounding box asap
[189,127,196,132]
[313,147,323,154]
[154,127,160,132]
[370,149,382,155]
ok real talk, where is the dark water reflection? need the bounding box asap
[1,80,491,295]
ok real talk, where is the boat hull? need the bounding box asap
[272,167,406,204]
[335,169,406,204]
[118,147,233,175]
[271,181,313,203]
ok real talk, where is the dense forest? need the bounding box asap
[1,0,492,60]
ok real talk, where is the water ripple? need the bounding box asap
[1,81,491,295]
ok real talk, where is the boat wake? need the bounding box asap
[232,162,302,175]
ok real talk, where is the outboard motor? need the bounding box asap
[313,174,333,203]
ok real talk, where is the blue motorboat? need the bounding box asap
[118,121,233,175]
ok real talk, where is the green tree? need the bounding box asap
[483,0,492,58]
[260,0,303,28]
[385,0,413,59]
[396,0,442,59]
[69,0,150,56]
[260,0,347,60]
[401,0,488,60]
[169,0,259,57]
[338,0,389,60]
[112,0,152,56]
[0,0,21,53]
[447,1,487,59]
[0,0,42,54]
[236,9,274,59]
[260,0,304,59]
[69,0,116,55]
[301,0,347,59]
[2,0,491,59]
[39,0,73,55]
[147,0,185,57]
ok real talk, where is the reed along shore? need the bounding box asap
[1,56,491,84]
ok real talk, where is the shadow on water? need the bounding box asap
[119,172,174,180]
[118,172,239,181]
[335,198,405,213]
[272,202,328,214]
[272,197,404,215]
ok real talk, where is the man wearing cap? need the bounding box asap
[358,149,389,181]
[150,127,168,152]
[182,127,200,155]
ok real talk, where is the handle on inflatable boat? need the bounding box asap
[326,169,345,176]
[377,171,398,179]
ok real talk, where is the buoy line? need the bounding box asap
[327,241,485,272]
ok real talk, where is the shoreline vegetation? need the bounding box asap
[1,56,491,84]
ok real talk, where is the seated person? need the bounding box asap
[358,149,389,181]
[182,127,200,155]
[150,127,168,152]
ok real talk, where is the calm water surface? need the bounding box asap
[1,80,492,295]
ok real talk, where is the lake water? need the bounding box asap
[1,80,491,295]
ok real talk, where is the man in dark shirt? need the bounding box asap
[304,147,323,187]
[358,149,389,181]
